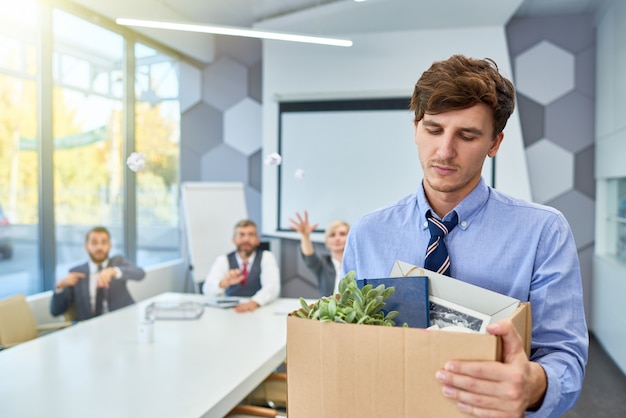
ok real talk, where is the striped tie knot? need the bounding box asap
[424,210,458,276]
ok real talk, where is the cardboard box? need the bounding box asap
[286,266,531,417]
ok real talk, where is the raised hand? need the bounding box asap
[289,210,318,237]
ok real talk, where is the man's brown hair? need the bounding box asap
[85,226,110,243]
[233,219,258,234]
[409,54,515,137]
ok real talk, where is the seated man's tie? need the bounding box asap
[94,264,105,316]
[241,261,249,286]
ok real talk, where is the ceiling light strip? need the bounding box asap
[116,18,353,47]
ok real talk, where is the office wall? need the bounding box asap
[506,15,596,328]
[593,0,626,374]
[179,37,264,230]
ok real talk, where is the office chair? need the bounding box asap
[0,293,72,350]
[226,405,286,418]
[63,302,78,322]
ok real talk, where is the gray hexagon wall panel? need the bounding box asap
[249,60,262,103]
[201,144,248,182]
[576,47,596,99]
[507,15,595,58]
[545,91,594,153]
[202,57,248,112]
[515,40,575,105]
[244,185,262,230]
[248,150,262,192]
[547,190,595,249]
[517,94,544,147]
[526,139,573,203]
[224,97,262,156]
[179,61,202,113]
[182,102,223,154]
[574,145,595,199]
[506,14,595,322]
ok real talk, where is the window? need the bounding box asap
[53,10,126,276]
[0,0,40,298]
[134,43,181,265]
[0,1,183,300]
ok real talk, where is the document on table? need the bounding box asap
[204,296,246,308]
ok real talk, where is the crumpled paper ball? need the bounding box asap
[264,152,282,166]
[294,169,305,181]
[126,152,146,172]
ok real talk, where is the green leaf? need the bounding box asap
[345,310,356,323]
[299,297,310,314]
[384,310,399,320]
[382,286,395,300]
[328,297,337,318]
[338,271,356,294]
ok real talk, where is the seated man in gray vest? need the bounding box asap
[203,219,280,312]
[50,226,146,321]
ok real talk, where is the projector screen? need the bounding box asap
[276,98,493,233]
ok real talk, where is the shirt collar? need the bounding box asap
[237,251,256,265]
[89,259,109,271]
[417,178,490,231]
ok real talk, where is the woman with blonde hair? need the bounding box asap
[289,211,349,297]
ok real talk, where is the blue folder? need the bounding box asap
[358,276,430,328]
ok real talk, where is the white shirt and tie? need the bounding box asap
[87,260,122,314]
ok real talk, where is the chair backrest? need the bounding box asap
[0,293,39,348]
[63,303,77,322]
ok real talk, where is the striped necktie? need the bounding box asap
[424,210,458,276]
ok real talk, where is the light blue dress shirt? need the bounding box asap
[342,178,588,418]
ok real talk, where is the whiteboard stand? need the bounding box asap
[181,182,248,292]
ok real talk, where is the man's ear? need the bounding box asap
[488,132,505,158]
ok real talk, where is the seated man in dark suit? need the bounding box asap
[50,226,146,321]
[203,219,280,313]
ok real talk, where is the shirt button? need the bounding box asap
[423,221,428,227]
[461,221,467,227]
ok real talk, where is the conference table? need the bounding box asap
[0,293,303,418]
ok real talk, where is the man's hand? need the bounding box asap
[219,269,245,289]
[435,319,547,418]
[234,301,259,313]
[55,272,86,290]
[96,267,118,289]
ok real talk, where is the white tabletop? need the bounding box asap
[0,293,303,418]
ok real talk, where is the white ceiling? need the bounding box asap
[73,0,604,64]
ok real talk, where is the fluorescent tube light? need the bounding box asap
[116,18,353,47]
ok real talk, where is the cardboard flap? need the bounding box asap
[510,302,532,356]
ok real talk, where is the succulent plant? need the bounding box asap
[297,271,402,326]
